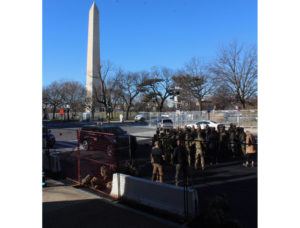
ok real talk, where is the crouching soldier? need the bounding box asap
[81,166,113,192]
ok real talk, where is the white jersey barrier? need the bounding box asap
[110,173,199,218]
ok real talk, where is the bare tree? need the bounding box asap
[116,69,148,120]
[142,67,175,112]
[211,84,233,110]
[210,41,257,109]
[92,60,120,120]
[61,81,85,120]
[43,81,65,119]
[173,57,214,111]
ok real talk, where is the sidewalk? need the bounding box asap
[43,179,183,228]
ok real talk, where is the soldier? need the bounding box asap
[151,141,165,182]
[190,126,197,166]
[164,130,173,164]
[152,127,160,146]
[159,132,166,153]
[202,125,210,155]
[236,127,242,158]
[170,133,177,165]
[196,125,202,137]
[184,129,193,167]
[81,166,112,192]
[239,127,247,158]
[243,131,256,167]
[173,140,188,186]
[191,125,197,139]
[193,131,205,171]
[218,126,227,161]
[228,123,237,159]
[207,128,218,165]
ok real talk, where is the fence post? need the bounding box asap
[77,129,81,183]
[129,135,132,161]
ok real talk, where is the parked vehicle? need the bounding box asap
[186,120,221,130]
[149,116,168,126]
[43,127,56,148]
[77,125,137,159]
[134,112,150,122]
[158,119,173,130]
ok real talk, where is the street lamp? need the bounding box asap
[65,104,70,121]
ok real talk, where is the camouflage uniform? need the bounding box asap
[193,134,205,171]
[184,131,193,167]
[164,132,173,163]
[239,128,246,157]
[218,127,227,161]
[152,128,160,146]
[228,124,237,159]
[159,132,165,151]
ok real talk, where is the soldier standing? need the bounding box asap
[184,129,193,167]
[173,140,187,186]
[152,128,160,146]
[228,124,237,159]
[239,127,247,158]
[151,141,165,182]
[208,128,218,164]
[164,131,173,164]
[193,131,205,171]
[218,126,227,161]
[243,131,256,167]
[236,127,242,158]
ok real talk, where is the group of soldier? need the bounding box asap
[152,123,250,173]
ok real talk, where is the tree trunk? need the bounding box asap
[159,100,165,112]
[198,99,202,112]
[126,106,130,120]
[240,97,246,109]
[52,106,56,120]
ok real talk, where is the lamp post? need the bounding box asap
[65,104,70,121]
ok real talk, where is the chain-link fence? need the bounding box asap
[146,110,257,128]
[44,110,257,128]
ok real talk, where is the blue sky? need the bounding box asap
[43,0,257,86]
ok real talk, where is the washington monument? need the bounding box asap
[85,2,101,113]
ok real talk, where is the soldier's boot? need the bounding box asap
[251,161,255,168]
[243,161,249,167]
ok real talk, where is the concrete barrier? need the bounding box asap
[110,173,199,218]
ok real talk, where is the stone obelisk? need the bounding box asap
[85,2,101,113]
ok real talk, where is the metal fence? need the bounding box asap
[45,109,257,129]
[145,110,257,128]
